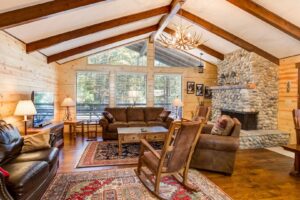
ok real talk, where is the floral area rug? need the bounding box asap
[42,168,232,200]
[77,141,163,168]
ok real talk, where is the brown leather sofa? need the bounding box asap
[191,117,241,175]
[100,107,174,140]
[0,122,59,200]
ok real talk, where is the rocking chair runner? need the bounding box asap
[136,120,204,199]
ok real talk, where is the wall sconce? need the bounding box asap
[286,80,291,93]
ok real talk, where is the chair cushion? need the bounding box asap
[127,107,145,121]
[11,148,59,170]
[147,121,167,128]
[105,108,127,122]
[102,111,116,123]
[21,131,51,153]
[144,107,164,122]
[3,161,49,200]
[128,121,147,127]
[141,150,165,173]
[108,122,128,132]
[0,123,23,165]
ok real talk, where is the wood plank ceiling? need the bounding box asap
[1,0,300,65]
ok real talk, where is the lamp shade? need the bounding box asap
[61,97,75,107]
[14,100,37,116]
[128,91,139,98]
[172,98,183,107]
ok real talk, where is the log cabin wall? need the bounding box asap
[278,55,300,144]
[0,31,59,134]
[56,42,217,121]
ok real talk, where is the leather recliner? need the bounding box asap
[0,121,59,200]
[191,117,241,175]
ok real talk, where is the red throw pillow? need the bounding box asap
[0,167,9,180]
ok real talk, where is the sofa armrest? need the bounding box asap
[0,173,13,200]
[165,116,175,128]
[99,117,109,131]
[202,124,214,134]
[197,134,239,152]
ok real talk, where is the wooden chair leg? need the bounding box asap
[154,173,162,194]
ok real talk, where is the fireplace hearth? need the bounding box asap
[221,109,258,130]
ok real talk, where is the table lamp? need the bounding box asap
[172,97,183,119]
[61,97,75,121]
[128,90,138,107]
[14,100,37,135]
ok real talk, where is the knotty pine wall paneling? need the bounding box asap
[0,31,59,134]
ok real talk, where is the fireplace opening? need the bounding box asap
[221,109,258,130]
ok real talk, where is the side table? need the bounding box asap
[64,120,84,139]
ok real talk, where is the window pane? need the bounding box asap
[115,73,147,107]
[154,43,201,67]
[76,72,109,120]
[154,74,182,116]
[88,40,147,66]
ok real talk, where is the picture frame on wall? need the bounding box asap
[204,86,212,99]
[196,84,204,96]
[187,81,195,94]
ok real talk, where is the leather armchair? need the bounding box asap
[191,118,241,175]
[0,121,59,200]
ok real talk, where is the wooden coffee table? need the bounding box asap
[117,126,168,156]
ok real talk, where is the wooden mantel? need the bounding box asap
[210,83,256,90]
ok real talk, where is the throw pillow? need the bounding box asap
[102,111,115,123]
[158,110,171,122]
[222,115,235,136]
[21,130,51,153]
[211,116,227,135]
[0,167,9,181]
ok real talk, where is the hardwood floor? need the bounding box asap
[58,133,300,200]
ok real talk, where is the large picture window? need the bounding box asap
[87,40,147,66]
[154,74,182,114]
[115,73,147,106]
[76,72,109,119]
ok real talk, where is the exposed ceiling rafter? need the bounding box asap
[26,6,170,52]
[47,25,158,63]
[164,27,224,60]
[0,0,109,30]
[150,0,186,43]
[180,9,279,65]
[227,0,300,41]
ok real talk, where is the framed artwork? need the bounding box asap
[204,87,212,99]
[187,81,195,94]
[196,84,204,96]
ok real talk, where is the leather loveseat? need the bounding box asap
[0,121,59,200]
[191,117,241,175]
[100,107,174,140]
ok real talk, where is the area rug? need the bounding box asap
[42,168,232,200]
[77,141,163,168]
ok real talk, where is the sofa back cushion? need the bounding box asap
[144,107,164,122]
[105,107,127,122]
[127,107,145,121]
[0,123,23,165]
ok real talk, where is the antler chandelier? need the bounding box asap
[159,24,205,51]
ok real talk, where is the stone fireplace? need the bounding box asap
[212,49,278,130]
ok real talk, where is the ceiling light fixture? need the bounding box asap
[159,9,206,51]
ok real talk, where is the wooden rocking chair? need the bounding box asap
[135,120,204,199]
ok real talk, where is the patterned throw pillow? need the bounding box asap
[103,111,115,123]
[158,110,171,122]
[211,117,227,135]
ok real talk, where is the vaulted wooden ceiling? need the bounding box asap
[1,0,300,65]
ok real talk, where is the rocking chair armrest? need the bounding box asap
[140,139,161,159]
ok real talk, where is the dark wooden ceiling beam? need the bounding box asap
[227,0,300,41]
[164,27,224,60]
[180,9,279,65]
[0,0,108,30]
[47,25,158,63]
[150,0,186,42]
[26,6,170,52]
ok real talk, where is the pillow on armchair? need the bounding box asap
[158,110,171,122]
[21,130,51,153]
[211,115,234,136]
